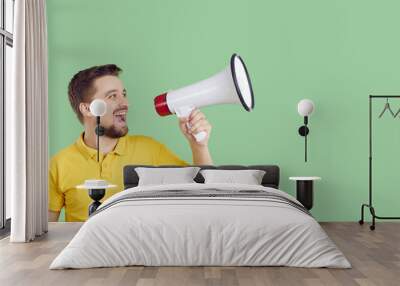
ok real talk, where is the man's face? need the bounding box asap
[88,75,129,138]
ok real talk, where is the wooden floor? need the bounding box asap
[0,222,399,286]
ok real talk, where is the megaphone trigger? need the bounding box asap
[174,106,194,118]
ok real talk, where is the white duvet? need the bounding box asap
[50,183,351,269]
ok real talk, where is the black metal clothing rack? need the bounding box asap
[359,95,400,230]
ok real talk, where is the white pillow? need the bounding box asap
[135,167,200,186]
[200,169,266,185]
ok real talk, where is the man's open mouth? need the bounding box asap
[113,109,127,124]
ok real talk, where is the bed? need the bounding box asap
[50,165,351,269]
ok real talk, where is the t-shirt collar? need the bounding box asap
[75,133,126,160]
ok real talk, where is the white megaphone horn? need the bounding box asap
[154,53,255,142]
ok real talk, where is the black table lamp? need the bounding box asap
[76,99,116,215]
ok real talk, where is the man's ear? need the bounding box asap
[79,102,92,118]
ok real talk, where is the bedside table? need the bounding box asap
[77,182,117,215]
[289,177,321,210]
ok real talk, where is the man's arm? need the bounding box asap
[190,144,213,165]
[179,109,213,165]
[49,158,64,222]
[48,210,60,222]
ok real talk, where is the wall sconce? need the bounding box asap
[297,99,314,162]
[90,99,107,162]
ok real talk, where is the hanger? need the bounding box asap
[394,106,400,118]
[378,98,395,118]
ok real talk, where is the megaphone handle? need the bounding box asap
[175,106,207,142]
[193,131,207,142]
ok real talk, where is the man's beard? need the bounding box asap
[103,125,129,138]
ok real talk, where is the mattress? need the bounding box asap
[50,183,351,269]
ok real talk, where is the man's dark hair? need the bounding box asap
[68,64,122,123]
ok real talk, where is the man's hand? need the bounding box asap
[178,109,213,165]
[178,108,212,147]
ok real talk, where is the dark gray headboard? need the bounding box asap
[123,165,280,189]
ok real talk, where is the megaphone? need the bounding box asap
[154,53,254,142]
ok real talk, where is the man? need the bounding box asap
[49,64,213,222]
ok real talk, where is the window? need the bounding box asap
[0,0,14,235]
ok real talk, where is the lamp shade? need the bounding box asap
[297,99,314,116]
[90,99,107,117]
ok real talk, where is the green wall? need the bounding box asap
[47,0,400,221]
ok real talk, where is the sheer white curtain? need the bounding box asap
[6,0,48,242]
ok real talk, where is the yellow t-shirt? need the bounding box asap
[49,134,187,222]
